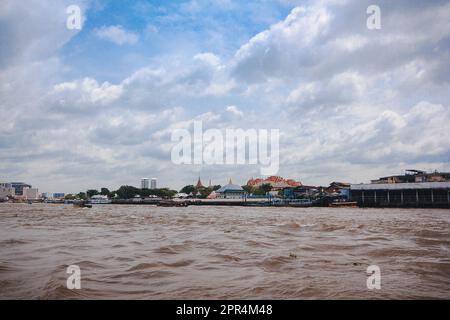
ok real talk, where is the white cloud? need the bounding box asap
[225,105,244,118]
[194,52,222,67]
[94,25,139,45]
[51,78,123,107]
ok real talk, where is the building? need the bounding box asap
[151,178,157,190]
[10,182,32,196]
[350,182,450,208]
[41,192,51,199]
[196,177,204,189]
[0,183,15,200]
[371,170,450,184]
[207,191,217,199]
[141,178,149,189]
[283,185,319,199]
[216,179,246,199]
[324,182,351,197]
[247,176,302,191]
[23,187,39,200]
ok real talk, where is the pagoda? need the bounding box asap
[196,177,205,189]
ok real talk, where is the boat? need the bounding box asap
[330,201,358,208]
[157,200,190,207]
[73,200,92,208]
[89,195,112,204]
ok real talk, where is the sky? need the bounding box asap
[0,0,449,193]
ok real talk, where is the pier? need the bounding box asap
[350,182,450,208]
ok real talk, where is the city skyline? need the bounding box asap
[1,0,450,193]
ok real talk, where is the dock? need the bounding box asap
[350,182,450,208]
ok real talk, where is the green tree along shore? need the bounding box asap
[65,182,274,201]
[65,186,178,200]
[179,184,222,199]
[244,183,272,196]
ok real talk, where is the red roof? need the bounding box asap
[247,176,302,187]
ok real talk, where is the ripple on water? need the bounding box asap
[260,255,298,272]
[153,244,190,255]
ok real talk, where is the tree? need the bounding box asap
[157,188,177,199]
[87,189,99,198]
[77,192,87,200]
[115,186,140,199]
[140,187,177,199]
[100,188,110,196]
[242,185,253,194]
[180,185,196,194]
[260,183,273,194]
[65,194,76,200]
[252,183,273,196]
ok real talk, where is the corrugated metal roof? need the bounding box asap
[216,184,244,193]
[350,182,450,190]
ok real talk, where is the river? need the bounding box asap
[0,203,449,299]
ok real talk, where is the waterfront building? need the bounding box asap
[0,184,15,200]
[324,182,351,198]
[151,178,157,189]
[283,185,319,199]
[247,176,302,192]
[0,183,12,188]
[10,182,32,196]
[41,192,51,199]
[216,179,245,199]
[141,178,149,189]
[23,187,39,200]
[350,182,450,208]
[371,169,450,184]
[207,191,217,199]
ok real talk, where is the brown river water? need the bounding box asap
[0,203,449,299]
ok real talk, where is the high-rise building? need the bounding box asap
[141,178,149,189]
[151,178,157,190]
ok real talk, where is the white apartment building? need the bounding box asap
[0,183,15,200]
[23,187,39,200]
[151,178,157,189]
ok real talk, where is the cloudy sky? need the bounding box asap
[1,0,449,193]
